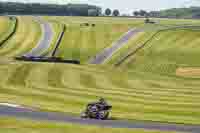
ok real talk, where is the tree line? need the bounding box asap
[104,7,200,19]
[0,1,199,18]
[132,7,200,19]
[0,2,101,16]
[104,8,120,16]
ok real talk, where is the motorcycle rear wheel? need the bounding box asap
[98,111,109,120]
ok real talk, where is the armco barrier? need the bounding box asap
[51,24,66,57]
[15,56,80,64]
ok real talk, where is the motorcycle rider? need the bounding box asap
[85,98,108,113]
[87,98,108,108]
[82,98,111,119]
[98,98,108,107]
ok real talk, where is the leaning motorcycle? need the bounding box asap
[81,103,112,120]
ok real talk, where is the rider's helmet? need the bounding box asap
[99,98,106,104]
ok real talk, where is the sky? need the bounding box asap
[2,0,200,14]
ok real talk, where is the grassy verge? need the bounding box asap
[0,16,11,38]
[121,28,200,74]
[106,31,156,65]
[0,61,200,125]
[0,16,17,46]
[106,21,200,66]
[0,117,179,133]
[40,20,65,56]
[44,16,144,63]
[0,17,200,126]
[0,16,41,57]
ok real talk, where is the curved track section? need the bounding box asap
[114,25,200,66]
[24,17,53,57]
[89,28,142,64]
[0,105,200,132]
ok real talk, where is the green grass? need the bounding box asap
[0,61,200,125]
[121,28,200,75]
[0,117,178,133]
[0,16,16,46]
[44,16,145,25]
[0,17,200,127]
[41,20,65,56]
[0,16,65,57]
[0,16,11,36]
[0,16,42,57]
[106,31,156,65]
[106,19,200,66]
[44,16,144,63]
[106,18,200,66]
[155,18,200,26]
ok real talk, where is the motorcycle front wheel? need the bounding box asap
[81,111,88,118]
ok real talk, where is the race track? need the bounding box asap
[24,17,53,57]
[0,105,199,132]
[89,28,142,64]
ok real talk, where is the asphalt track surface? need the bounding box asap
[24,17,53,57]
[0,105,200,132]
[89,28,142,64]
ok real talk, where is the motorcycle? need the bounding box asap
[81,103,112,120]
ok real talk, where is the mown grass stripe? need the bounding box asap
[5,65,199,111]
[0,16,41,57]
[6,64,34,86]
[2,85,200,119]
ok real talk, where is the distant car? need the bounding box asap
[9,16,15,20]
[80,23,89,27]
[145,18,156,24]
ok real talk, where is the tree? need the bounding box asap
[122,13,130,16]
[149,11,160,17]
[139,10,147,16]
[113,9,120,16]
[0,1,102,16]
[88,9,98,16]
[145,12,151,18]
[105,8,111,16]
[133,11,139,16]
